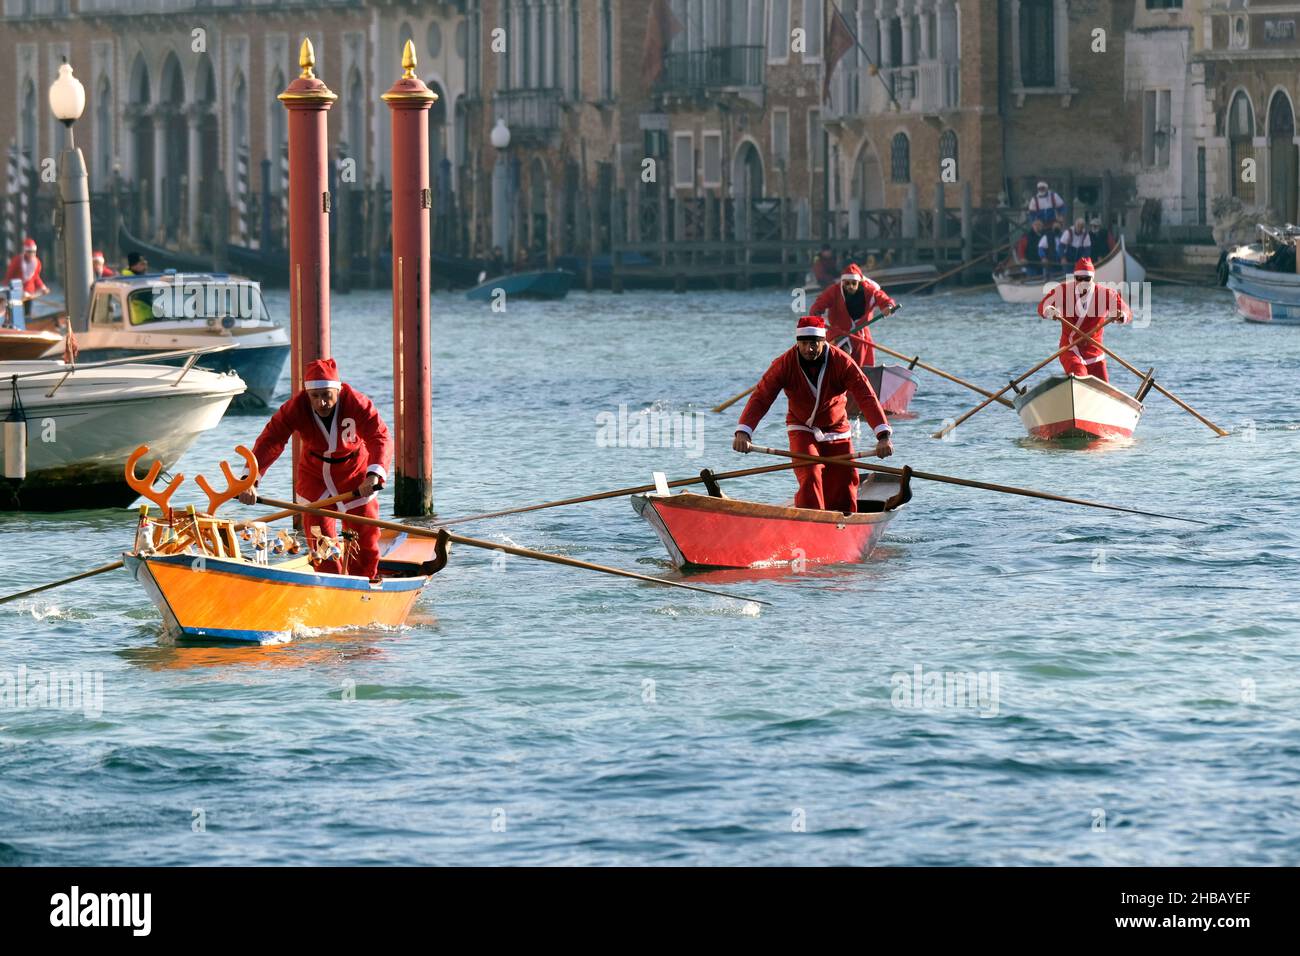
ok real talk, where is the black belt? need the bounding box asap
[310,450,358,464]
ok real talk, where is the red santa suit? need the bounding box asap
[809,262,897,368]
[737,316,892,513]
[5,239,48,295]
[250,358,393,579]
[1036,257,1132,381]
[92,251,115,278]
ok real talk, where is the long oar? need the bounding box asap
[254,496,772,606]
[749,445,1207,525]
[903,241,1012,297]
[714,304,897,415]
[932,318,1117,439]
[1053,315,1228,437]
[234,490,359,529]
[0,492,366,606]
[0,560,126,606]
[870,341,1013,407]
[433,461,807,528]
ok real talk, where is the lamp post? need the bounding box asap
[48,59,93,334]
[490,118,511,257]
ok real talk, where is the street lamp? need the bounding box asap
[48,58,93,337]
[491,118,512,257]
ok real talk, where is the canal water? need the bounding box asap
[2,283,1297,865]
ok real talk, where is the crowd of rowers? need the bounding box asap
[1013,180,1115,277]
[733,252,1131,516]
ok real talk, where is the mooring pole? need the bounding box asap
[278,39,336,485]
[383,40,436,516]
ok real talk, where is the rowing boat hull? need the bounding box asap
[631,485,902,570]
[1012,374,1142,441]
[847,364,916,417]
[123,552,428,643]
[0,329,63,360]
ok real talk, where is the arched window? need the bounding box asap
[939,129,958,181]
[1228,91,1255,205]
[890,132,910,183]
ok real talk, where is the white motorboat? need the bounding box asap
[1,350,246,510]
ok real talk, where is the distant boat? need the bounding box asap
[0,354,244,511]
[465,269,576,301]
[993,236,1145,304]
[1225,224,1300,324]
[802,262,939,295]
[40,272,289,409]
[431,253,487,289]
[0,328,63,360]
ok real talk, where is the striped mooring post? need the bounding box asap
[280,143,290,246]
[3,141,16,255]
[236,142,251,247]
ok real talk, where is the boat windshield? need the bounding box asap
[127,282,272,327]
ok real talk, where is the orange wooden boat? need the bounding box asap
[120,445,447,644]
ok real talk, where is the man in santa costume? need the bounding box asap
[91,250,115,279]
[809,262,899,369]
[238,357,393,579]
[1037,257,1132,382]
[4,238,49,297]
[733,315,894,514]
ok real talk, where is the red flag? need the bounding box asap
[642,0,684,87]
[823,6,856,102]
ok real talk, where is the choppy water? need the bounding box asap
[2,282,1298,866]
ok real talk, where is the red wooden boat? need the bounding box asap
[632,469,911,570]
[847,363,917,417]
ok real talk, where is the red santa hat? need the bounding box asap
[1073,257,1096,277]
[840,262,865,283]
[795,315,828,339]
[22,237,36,252]
[304,357,342,390]
[92,250,104,261]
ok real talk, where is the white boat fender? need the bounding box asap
[3,376,27,480]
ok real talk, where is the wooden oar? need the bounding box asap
[904,242,1012,297]
[931,318,1117,439]
[0,560,126,606]
[254,496,772,606]
[712,383,756,414]
[432,461,808,528]
[1053,315,1228,437]
[870,341,1013,407]
[749,445,1207,525]
[234,490,360,528]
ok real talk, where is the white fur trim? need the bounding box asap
[366,464,387,482]
[795,326,827,338]
[839,273,862,282]
[874,423,892,437]
[305,380,342,390]
[735,424,754,437]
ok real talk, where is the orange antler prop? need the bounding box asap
[195,446,259,515]
[125,445,184,515]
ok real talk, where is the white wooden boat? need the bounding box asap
[993,237,1145,304]
[1012,374,1143,442]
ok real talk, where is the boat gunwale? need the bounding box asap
[632,488,905,526]
[130,551,429,592]
[1013,373,1144,415]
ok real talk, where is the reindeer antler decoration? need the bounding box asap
[195,446,259,515]
[125,445,184,517]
